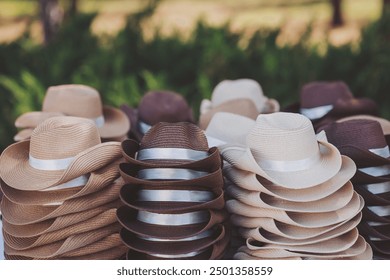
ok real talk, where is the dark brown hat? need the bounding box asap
[116,206,227,239]
[121,91,194,141]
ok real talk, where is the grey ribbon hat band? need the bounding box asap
[137,228,214,242]
[136,148,209,161]
[136,210,209,226]
[138,168,209,180]
[137,189,214,203]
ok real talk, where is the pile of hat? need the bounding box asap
[0,116,127,259]
[116,122,230,259]
[321,117,390,259]
[121,90,195,142]
[207,112,371,260]
[199,79,280,130]
[283,81,379,132]
[14,84,130,142]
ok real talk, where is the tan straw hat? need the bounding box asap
[226,192,364,228]
[0,116,122,191]
[15,84,130,140]
[223,155,356,202]
[221,112,342,189]
[1,179,122,225]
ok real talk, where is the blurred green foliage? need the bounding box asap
[0,7,389,152]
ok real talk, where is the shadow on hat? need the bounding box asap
[120,90,195,142]
[14,84,130,141]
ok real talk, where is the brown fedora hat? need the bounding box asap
[299,81,378,120]
[224,155,356,202]
[337,115,390,136]
[1,179,122,225]
[3,209,118,250]
[359,221,390,240]
[120,184,225,213]
[4,223,122,258]
[1,200,122,238]
[15,84,130,140]
[221,113,342,189]
[354,184,390,206]
[0,116,122,191]
[119,224,225,256]
[116,206,227,239]
[121,90,194,141]
[0,159,121,205]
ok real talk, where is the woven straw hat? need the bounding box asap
[4,223,122,258]
[1,180,122,225]
[1,202,121,238]
[0,116,122,191]
[337,115,390,136]
[201,79,280,114]
[0,160,121,205]
[226,181,354,213]
[13,128,34,142]
[226,191,364,228]
[224,155,356,202]
[121,90,194,141]
[2,209,118,250]
[221,112,342,189]
[239,212,362,242]
[14,84,130,140]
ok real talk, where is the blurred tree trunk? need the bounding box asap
[331,0,344,27]
[383,0,390,16]
[39,0,63,44]
[68,0,78,17]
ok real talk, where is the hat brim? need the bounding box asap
[99,106,130,139]
[0,140,122,191]
[0,160,121,205]
[120,225,225,256]
[221,140,342,189]
[224,155,356,202]
[226,180,354,213]
[0,182,122,225]
[13,128,34,142]
[116,206,227,239]
[15,111,65,128]
[120,184,225,213]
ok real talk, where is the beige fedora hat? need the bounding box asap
[221,112,342,189]
[247,228,359,254]
[204,112,256,147]
[234,253,302,260]
[3,209,118,250]
[0,116,122,191]
[235,235,368,259]
[241,216,361,246]
[0,159,121,205]
[13,128,34,142]
[226,181,354,213]
[224,156,356,202]
[226,191,364,228]
[330,243,373,260]
[1,200,122,238]
[201,79,280,114]
[15,84,130,140]
[4,223,122,258]
[238,212,362,241]
[1,179,122,225]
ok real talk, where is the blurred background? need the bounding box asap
[0,0,389,151]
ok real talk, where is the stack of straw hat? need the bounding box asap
[120,90,195,142]
[283,81,379,132]
[0,116,127,259]
[116,122,230,259]
[321,118,390,259]
[13,84,130,142]
[206,112,372,260]
[199,79,280,130]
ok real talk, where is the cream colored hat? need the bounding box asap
[221,112,342,189]
[223,155,356,202]
[0,116,122,191]
[226,192,364,228]
[14,84,130,140]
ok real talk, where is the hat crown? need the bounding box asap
[138,91,193,125]
[42,84,103,118]
[140,122,209,151]
[300,81,353,108]
[247,113,319,161]
[323,119,387,151]
[29,116,101,160]
[211,79,267,111]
